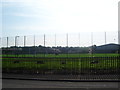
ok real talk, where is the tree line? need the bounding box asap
[2,45,90,55]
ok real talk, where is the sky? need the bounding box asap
[1,0,119,36]
[1,0,120,47]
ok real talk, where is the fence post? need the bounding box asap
[44,34,46,57]
[66,33,68,58]
[78,33,81,77]
[15,36,16,47]
[23,36,26,57]
[7,37,8,48]
[0,37,1,48]
[105,31,106,44]
[15,36,19,47]
[91,32,93,56]
[78,33,80,57]
[7,37,8,57]
[15,36,19,57]
[54,34,56,56]
[34,35,35,47]
[24,36,26,47]
[91,32,93,46]
[55,34,56,47]
[34,35,36,57]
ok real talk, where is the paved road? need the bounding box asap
[2,79,119,88]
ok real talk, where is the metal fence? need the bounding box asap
[2,56,120,81]
[1,31,120,81]
[1,31,119,48]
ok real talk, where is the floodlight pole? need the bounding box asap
[66,33,68,57]
[24,36,26,47]
[78,33,80,57]
[6,37,8,57]
[44,34,46,57]
[33,35,36,57]
[44,34,45,47]
[15,36,19,47]
[23,36,26,57]
[118,30,120,54]
[15,36,19,57]
[7,37,8,48]
[0,37,1,48]
[55,34,56,56]
[15,36,16,47]
[79,33,80,47]
[55,34,56,47]
[67,33,68,47]
[34,35,35,47]
[91,32,93,46]
[91,32,93,55]
[105,32,106,44]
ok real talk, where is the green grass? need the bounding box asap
[2,53,119,57]
[2,53,120,71]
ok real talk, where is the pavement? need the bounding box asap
[2,73,120,82]
[1,73,120,89]
[2,79,120,88]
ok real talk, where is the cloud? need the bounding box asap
[2,0,35,8]
[10,25,57,31]
[12,13,45,18]
[2,0,119,37]
[2,0,33,3]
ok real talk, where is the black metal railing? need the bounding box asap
[2,56,120,81]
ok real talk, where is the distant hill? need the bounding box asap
[91,43,120,53]
[2,43,120,54]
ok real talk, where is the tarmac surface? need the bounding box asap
[2,73,120,89]
[2,79,120,88]
[2,73,120,81]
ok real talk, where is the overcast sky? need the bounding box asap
[1,0,119,37]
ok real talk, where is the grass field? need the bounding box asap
[2,53,119,57]
[2,53,120,74]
